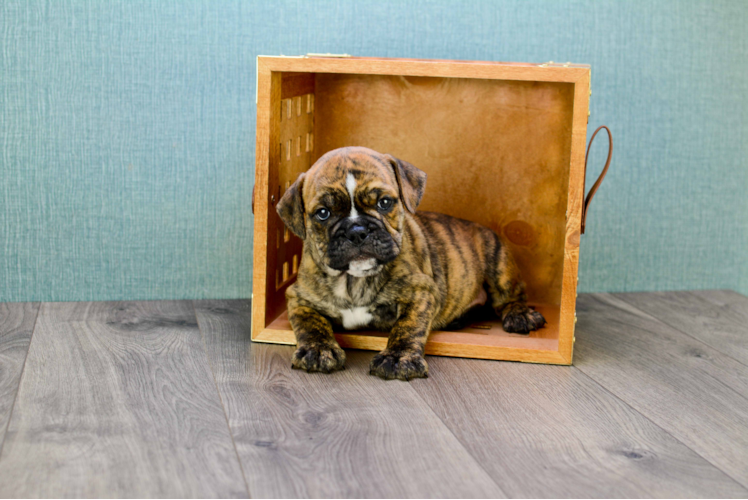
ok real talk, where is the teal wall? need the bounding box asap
[2,0,747,302]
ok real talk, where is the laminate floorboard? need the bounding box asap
[0,301,248,498]
[194,299,503,499]
[411,355,747,498]
[615,290,748,366]
[0,302,39,450]
[1,292,746,498]
[573,293,748,488]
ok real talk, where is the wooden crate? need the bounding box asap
[252,55,594,365]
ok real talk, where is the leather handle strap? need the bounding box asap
[581,125,612,234]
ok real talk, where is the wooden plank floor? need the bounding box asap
[0,291,746,498]
[194,300,502,498]
[0,303,39,448]
[0,302,247,498]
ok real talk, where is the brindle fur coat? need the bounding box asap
[277,147,545,380]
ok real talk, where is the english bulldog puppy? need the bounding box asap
[276,147,545,380]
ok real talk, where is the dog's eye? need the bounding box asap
[377,197,394,212]
[315,208,331,221]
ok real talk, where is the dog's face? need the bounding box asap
[277,147,427,277]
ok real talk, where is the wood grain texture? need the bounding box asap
[615,290,748,366]
[260,56,590,83]
[251,63,277,335]
[411,356,747,498]
[558,66,591,364]
[0,301,248,498]
[0,302,39,449]
[314,72,575,306]
[574,293,748,488]
[194,299,505,499]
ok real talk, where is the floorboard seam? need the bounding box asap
[192,300,252,499]
[573,360,748,491]
[0,302,41,463]
[407,375,511,498]
[614,292,748,371]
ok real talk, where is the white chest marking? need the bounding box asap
[340,307,373,330]
[345,173,359,218]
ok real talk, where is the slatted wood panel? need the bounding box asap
[194,299,505,498]
[573,293,748,488]
[0,301,248,498]
[0,303,39,450]
[275,93,314,291]
[263,72,316,327]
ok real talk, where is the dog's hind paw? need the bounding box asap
[501,302,546,334]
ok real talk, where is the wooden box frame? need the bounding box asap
[251,56,591,365]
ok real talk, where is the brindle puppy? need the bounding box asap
[277,146,545,380]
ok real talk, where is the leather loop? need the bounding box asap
[252,185,256,214]
[581,125,612,234]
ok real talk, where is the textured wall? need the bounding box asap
[1,0,747,302]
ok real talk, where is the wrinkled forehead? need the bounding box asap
[302,149,397,201]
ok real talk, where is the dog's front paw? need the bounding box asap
[292,343,346,373]
[502,302,546,334]
[369,349,428,381]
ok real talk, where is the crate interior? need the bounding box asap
[262,70,575,355]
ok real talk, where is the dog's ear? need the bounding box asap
[276,172,307,239]
[386,155,427,213]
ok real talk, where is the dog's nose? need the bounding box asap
[346,224,370,246]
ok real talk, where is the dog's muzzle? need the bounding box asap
[327,216,398,271]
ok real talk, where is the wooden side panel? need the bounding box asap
[253,68,316,334]
[251,64,278,337]
[262,76,282,325]
[315,73,575,306]
[274,95,314,287]
[266,76,315,325]
[557,72,590,363]
[281,72,315,99]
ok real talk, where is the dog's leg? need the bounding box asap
[483,231,546,334]
[369,284,436,381]
[288,297,346,373]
